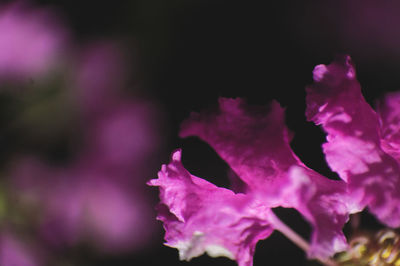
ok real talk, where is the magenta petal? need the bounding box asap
[306,55,400,227]
[180,99,296,193]
[377,92,400,161]
[180,98,350,258]
[283,166,350,258]
[149,150,274,266]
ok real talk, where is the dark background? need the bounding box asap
[29,1,400,265]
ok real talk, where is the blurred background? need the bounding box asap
[0,0,399,265]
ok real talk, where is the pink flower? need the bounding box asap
[150,99,354,265]
[42,173,154,252]
[72,42,127,116]
[11,156,156,253]
[0,232,41,266]
[0,1,67,80]
[151,55,400,265]
[7,38,162,252]
[83,102,160,170]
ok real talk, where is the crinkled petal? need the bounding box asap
[376,92,400,161]
[180,98,350,258]
[148,150,273,266]
[306,55,400,227]
[180,99,296,193]
[283,166,350,258]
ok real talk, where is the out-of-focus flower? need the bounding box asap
[72,42,161,173]
[72,42,127,116]
[8,41,161,253]
[84,101,160,170]
[0,232,41,266]
[0,1,67,80]
[36,169,154,252]
[0,0,163,264]
[150,56,400,266]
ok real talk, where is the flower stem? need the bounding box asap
[268,210,339,266]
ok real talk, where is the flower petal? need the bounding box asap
[180,99,295,194]
[284,166,350,258]
[306,55,400,227]
[376,92,400,161]
[180,98,350,257]
[148,150,274,266]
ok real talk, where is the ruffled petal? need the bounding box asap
[377,92,400,161]
[148,150,274,266]
[180,99,296,194]
[306,55,400,227]
[180,98,350,258]
[283,166,350,258]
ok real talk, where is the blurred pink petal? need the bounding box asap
[82,177,154,252]
[39,173,83,247]
[10,155,157,252]
[73,42,127,115]
[42,170,155,252]
[0,1,67,80]
[84,102,160,169]
[0,233,40,266]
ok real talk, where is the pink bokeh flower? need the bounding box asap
[83,101,160,170]
[0,1,67,80]
[37,168,154,252]
[7,38,161,255]
[10,101,160,253]
[72,42,128,116]
[0,232,41,266]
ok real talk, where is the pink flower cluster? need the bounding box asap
[7,44,160,251]
[150,55,400,266]
[0,2,161,265]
